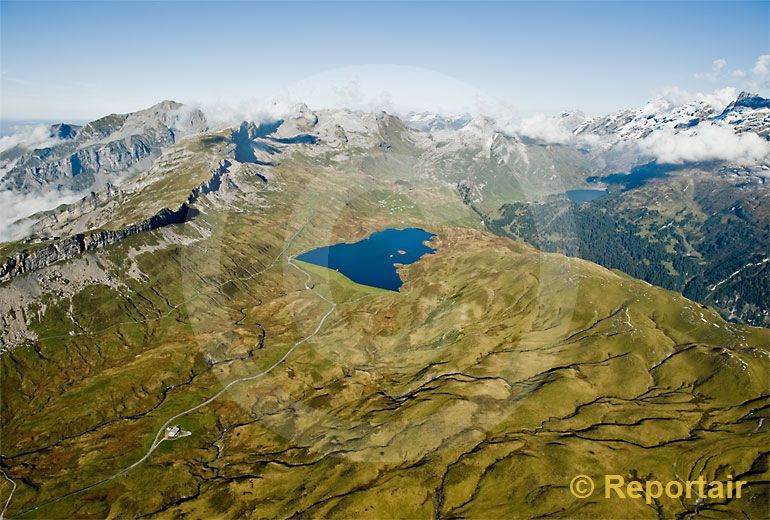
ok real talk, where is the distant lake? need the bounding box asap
[295,228,435,291]
[587,162,683,192]
[566,189,607,203]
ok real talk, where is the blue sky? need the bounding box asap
[1,1,768,119]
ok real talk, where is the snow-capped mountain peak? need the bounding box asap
[574,91,770,143]
[403,112,472,132]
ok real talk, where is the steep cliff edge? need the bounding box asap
[0,159,232,283]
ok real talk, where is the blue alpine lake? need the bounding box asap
[586,162,684,192]
[565,189,607,203]
[295,228,436,291]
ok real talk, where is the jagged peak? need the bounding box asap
[404,111,472,132]
[147,99,184,111]
[49,123,81,140]
[736,91,759,101]
[730,91,769,109]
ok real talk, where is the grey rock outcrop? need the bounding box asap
[49,123,81,140]
[0,159,232,284]
[27,183,126,237]
[1,100,208,194]
[0,206,194,283]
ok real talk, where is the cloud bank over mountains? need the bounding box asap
[640,123,770,165]
[0,123,63,154]
[0,188,80,242]
[652,86,738,110]
[512,86,770,166]
[514,113,575,145]
[0,84,767,241]
[0,123,73,240]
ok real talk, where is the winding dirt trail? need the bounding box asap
[10,242,335,518]
[0,470,16,520]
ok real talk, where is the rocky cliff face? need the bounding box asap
[0,100,208,193]
[0,159,231,283]
[0,206,192,283]
[5,137,158,192]
[26,183,126,237]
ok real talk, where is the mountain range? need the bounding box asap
[0,91,768,518]
[2,91,768,324]
[573,91,770,143]
[0,100,207,193]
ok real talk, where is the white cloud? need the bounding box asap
[259,65,505,118]
[730,69,746,78]
[197,95,302,129]
[514,113,575,144]
[0,188,81,242]
[652,86,737,110]
[694,87,739,110]
[695,58,728,82]
[0,124,83,242]
[753,54,770,76]
[0,124,62,154]
[640,123,770,165]
[192,65,523,132]
[331,78,365,106]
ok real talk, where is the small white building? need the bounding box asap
[166,425,181,438]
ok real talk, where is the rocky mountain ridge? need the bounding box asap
[0,100,208,194]
[3,93,769,291]
[573,91,770,143]
[0,159,231,284]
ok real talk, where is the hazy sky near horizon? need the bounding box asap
[1,1,769,120]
